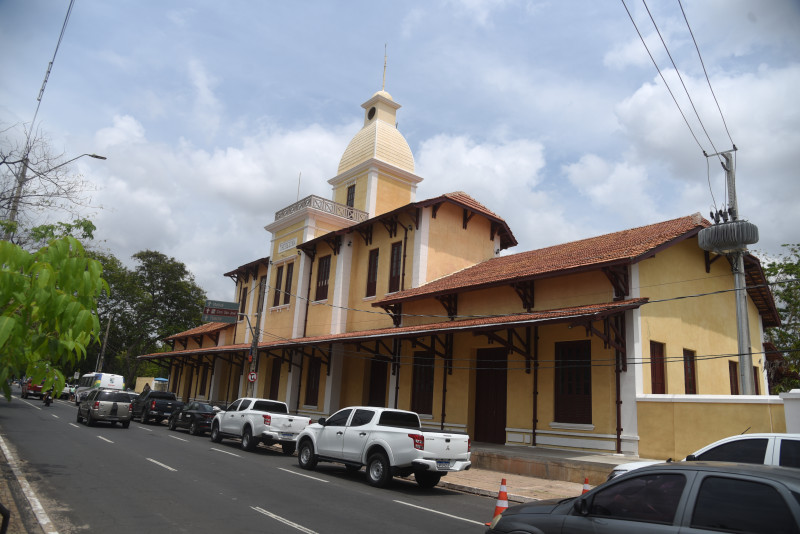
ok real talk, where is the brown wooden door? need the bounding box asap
[474,347,508,444]
[269,358,281,400]
[651,341,666,394]
[367,359,388,407]
[554,340,592,424]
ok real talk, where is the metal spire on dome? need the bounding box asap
[382,43,387,91]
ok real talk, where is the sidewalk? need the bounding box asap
[0,437,44,534]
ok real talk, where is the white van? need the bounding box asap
[73,373,125,405]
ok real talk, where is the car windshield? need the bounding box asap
[196,404,215,413]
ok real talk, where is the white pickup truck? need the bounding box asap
[296,406,471,488]
[209,397,311,455]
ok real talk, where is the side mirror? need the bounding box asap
[573,498,589,516]
[318,417,327,426]
[686,454,697,462]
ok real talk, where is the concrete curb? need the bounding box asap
[438,480,534,504]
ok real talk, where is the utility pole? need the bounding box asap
[722,151,754,395]
[96,314,113,372]
[248,278,266,396]
[699,148,759,395]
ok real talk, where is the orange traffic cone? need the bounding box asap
[582,477,591,494]
[485,478,509,526]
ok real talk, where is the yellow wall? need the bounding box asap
[638,399,786,459]
[639,239,766,395]
[375,175,412,215]
[425,203,496,283]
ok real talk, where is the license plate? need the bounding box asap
[436,460,451,470]
[281,432,294,439]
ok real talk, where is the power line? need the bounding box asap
[642,0,722,157]
[620,0,705,152]
[678,0,735,146]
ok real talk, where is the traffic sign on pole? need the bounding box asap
[247,371,257,383]
[201,300,239,323]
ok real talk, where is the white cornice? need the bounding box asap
[328,158,423,188]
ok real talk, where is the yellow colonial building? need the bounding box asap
[140,88,783,461]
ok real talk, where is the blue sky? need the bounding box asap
[2,0,798,300]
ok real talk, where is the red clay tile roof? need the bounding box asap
[140,298,647,360]
[377,213,709,305]
[164,322,231,341]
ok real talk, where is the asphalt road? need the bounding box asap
[0,388,493,533]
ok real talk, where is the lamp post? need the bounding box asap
[4,152,106,240]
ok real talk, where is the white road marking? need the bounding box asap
[51,414,59,418]
[251,507,318,534]
[97,436,114,444]
[146,458,177,472]
[169,435,188,442]
[18,398,41,410]
[68,423,80,428]
[0,434,59,534]
[211,447,241,457]
[277,467,329,483]
[137,425,153,431]
[394,500,485,526]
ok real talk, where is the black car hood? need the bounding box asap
[502,497,576,516]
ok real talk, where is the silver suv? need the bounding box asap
[77,388,133,428]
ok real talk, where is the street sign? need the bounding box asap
[247,371,257,383]
[202,300,239,323]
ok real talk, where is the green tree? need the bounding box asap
[764,244,800,392]
[0,236,108,399]
[85,250,207,387]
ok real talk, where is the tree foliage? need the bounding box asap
[85,250,207,386]
[0,236,108,400]
[764,244,800,393]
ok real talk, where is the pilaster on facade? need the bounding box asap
[323,346,344,415]
[366,169,379,217]
[292,253,311,340]
[330,243,353,334]
[411,207,431,288]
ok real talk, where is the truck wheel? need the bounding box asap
[122,421,130,429]
[87,411,96,427]
[415,471,442,489]
[282,443,296,456]
[76,409,82,423]
[366,452,392,488]
[210,423,222,443]
[241,427,258,451]
[298,440,317,470]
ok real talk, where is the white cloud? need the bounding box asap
[94,115,146,150]
[188,59,223,139]
[563,154,657,223]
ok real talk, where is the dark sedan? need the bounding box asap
[487,462,800,534]
[167,401,216,435]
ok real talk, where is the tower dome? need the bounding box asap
[337,90,415,175]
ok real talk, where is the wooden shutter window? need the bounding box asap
[683,349,697,395]
[272,266,283,307]
[366,249,379,297]
[729,361,740,395]
[283,262,294,305]
[346,184,355,208]
[315,255,331,301]
[388,242,402,293]
[650,341,666,394]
